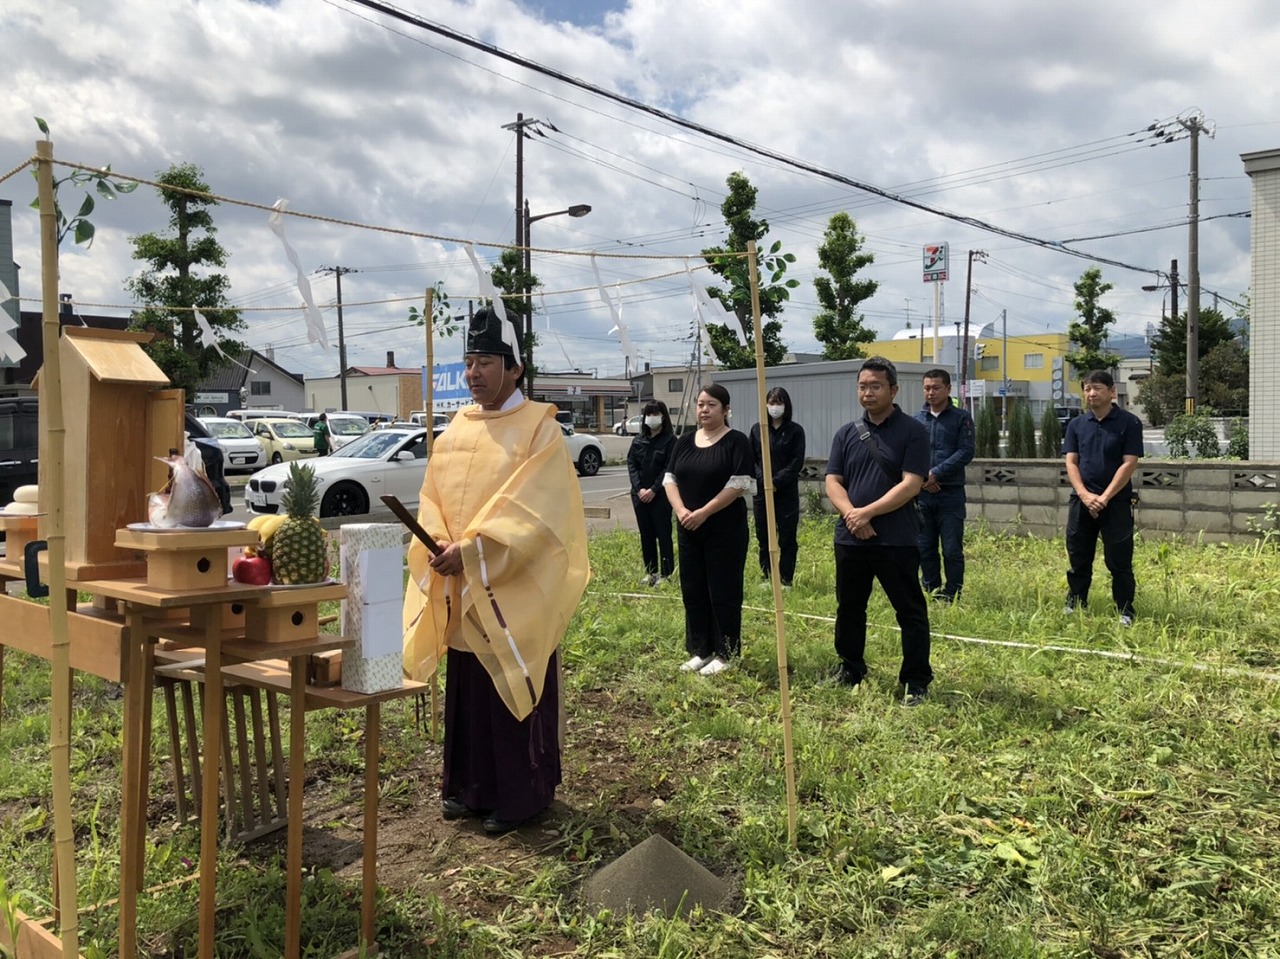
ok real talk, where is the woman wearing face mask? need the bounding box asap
[749,387,806,587]
[663,384,755,676]
[626,400,677,586]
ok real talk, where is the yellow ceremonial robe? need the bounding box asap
[402,400,590,720]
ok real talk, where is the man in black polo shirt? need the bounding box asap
[825,356,933,705]
[1062,369,1144,625]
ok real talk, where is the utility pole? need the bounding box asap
[317,265,357,410]
[1000,308,1009,435]
[1180,112,1213,414]
[501,113,550,394]
[961,249,986,404]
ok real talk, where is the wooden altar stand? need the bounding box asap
[0,530,424,959]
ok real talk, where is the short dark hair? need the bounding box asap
[765,387,793,426]
[923,369,951,386]
[641,399,672,436]
[700,383,731,409]
[1081,370,1115,388]
[859,356,898,388]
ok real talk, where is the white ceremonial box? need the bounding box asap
[340,523,406,693]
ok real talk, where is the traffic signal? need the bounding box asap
[975,343,986,359]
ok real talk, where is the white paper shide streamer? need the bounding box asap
[687,265,746,346]
[193,307,253,372]
[591,255,637,376]
[268,199,329,350]
[461,242,520,356]
[0,280,24,363]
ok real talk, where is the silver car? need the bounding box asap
[199,416,266,473]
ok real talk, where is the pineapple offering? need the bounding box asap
[270,462,330,585]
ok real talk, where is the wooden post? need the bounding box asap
[422,288,439,741]
[361,702,380,951]
[285,654,306,958]
[197,608,224,959]
[746,239,798,848]
[37,136,81,956]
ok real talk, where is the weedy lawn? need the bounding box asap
[2,522,1279,958]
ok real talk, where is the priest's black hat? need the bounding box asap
[465,306,522,361]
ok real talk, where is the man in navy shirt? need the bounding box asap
[1062,370,1144,625]
[825,357,933,705]
[915,369,975,602]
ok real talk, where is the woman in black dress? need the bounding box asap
[626,400,677,586]
[749,386,806,587]
[663,384,754,676]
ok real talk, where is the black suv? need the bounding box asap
[1055,406,1082,431]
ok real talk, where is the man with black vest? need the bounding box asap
[1062,369,1143,626]
[824,356,934,705]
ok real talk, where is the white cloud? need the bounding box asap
[1,0,1273,384]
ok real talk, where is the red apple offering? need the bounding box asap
[232,555,272,585]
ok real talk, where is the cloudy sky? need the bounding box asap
[2,0,1276,382]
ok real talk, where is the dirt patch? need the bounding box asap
[279,689,676,927]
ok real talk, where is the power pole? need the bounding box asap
[1000,308,1009,434]
[1180,112,1212,413]
[961,249,986,403]
[318,265,357,410]
[501,113,548,395]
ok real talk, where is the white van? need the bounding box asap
[228,408,297,423]
[409,411,450,432]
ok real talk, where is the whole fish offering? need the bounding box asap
[148,454,221,528]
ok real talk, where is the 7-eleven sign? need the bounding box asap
[923,243,949,282]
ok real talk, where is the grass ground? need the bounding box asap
[2,520,1279,957]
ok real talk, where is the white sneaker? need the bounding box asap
[640,574,656,586]
[680,655,710,672]
[698,657,730,676]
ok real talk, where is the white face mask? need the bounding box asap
[644,415,663,430]
[767,404,785,420]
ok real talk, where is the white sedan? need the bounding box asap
[246,426,429,517]
[563,424,603,477]
[199,416,266,473]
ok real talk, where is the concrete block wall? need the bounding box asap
[801,458,1280,544]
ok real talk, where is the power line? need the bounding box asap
[337,0,1166,278]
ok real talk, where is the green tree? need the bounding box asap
[1200,340,1249,415]
[1135,371,1185,427]
[1227,418,1249,459]
[1165,412,1221,459]
[1150,307,1236,375]
[1007,402,1036,458]
[701,171,798,369]
[1038,406,1063,458]
[811,212,878,360]
[1065,266,1122,373]
[974,400,1000,457]
[126,163,244,395]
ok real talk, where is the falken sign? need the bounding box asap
[422,362,471,411]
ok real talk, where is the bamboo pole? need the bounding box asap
[36,137,81,955]
[422,288,439,741]
[746,239,798,848]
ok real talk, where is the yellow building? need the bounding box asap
[866,330,1081,412]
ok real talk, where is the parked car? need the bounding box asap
[227,408,300,423]
[199,416,267,472]
[1055,406,1083,431]
[614,415,643,436]
[408,411,451,433]
[564,423,603,476]
[0,396,38,512]
[245,426,428,517]
[249,417,319,464]
[291,412,371,450]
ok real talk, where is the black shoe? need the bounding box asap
[442,797,483,821]
[903,685,928,707]
[482,815,526,835]
[931,591,953,604]
[835,663,863,687]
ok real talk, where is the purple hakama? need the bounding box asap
[442,649,562,822]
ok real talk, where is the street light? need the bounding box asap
[522,201,591,397]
